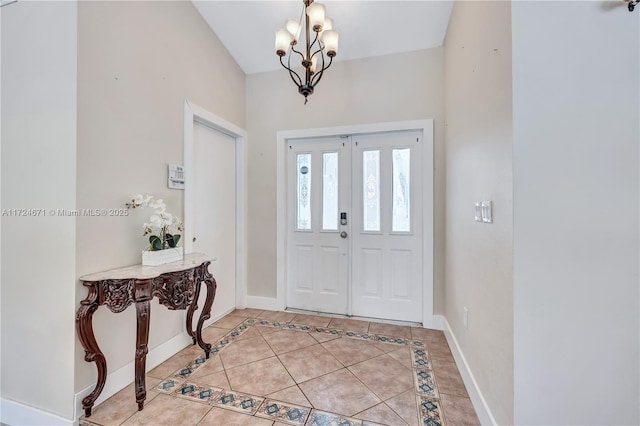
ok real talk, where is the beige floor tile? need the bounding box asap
[354,402,407,426]
[410,327,445,342]
[198,407,274,425]
[255,325,283,336]
[322,338,385,367]
[290,313,332,327]
[387,347,413,370]
[266,385,311,407]
[202,326,233,344]
[278,344,343,383]
[226,356,296,396]
[196,370,231,390]
[220,335,275,369]
[372,341,404,354]
[367,322,412,339]
[440,394,480,426]
[298,369,380,417]
[310,331,342,344]
[189,354,224,380]
[257,310,297,323]
[121,394,211,426]
[328,318,370,332]
[211,314,247,329]
[385,390,420,426]
[262,329,318,355]
[235,327,263,341]
[148,346,202,379]
[426,339,454,362]
[355,402,408,426]
[432,359,468,397]
[85,376,162,426]
[232,308,265,318]
[348,354,413,401]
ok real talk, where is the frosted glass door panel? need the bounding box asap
[363,150,380,232]
[322,152,339,231]
[392,148,411,232]
[296,153,311,230]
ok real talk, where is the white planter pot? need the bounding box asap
[141,247,184,266]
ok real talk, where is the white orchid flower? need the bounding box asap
[132,194,144,205]
[149,214,163,228]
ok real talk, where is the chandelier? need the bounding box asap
[275,0,339,103]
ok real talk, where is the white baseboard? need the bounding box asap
[245,295,284,311]
[442,317,497,426]
[1,398,74,426]
[424,314,445,330]
[73,332,192,421]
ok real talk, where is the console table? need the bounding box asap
[76,253,217,417]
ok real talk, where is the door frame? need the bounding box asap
[183,100,248,310]
[276,120,435,327]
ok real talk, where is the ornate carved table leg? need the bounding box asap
[75,282,107,418]
[194,262,217,358]
[185,271,200,345]
[134,278,153,411]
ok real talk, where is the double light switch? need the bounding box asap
[474,201,493,223]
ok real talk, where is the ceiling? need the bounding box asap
[192,1,454,75]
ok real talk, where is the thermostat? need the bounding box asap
[168,164,185,190]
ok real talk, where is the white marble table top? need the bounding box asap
[79,253,215,282]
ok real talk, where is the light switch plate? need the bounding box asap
[474,202,482,222]
[481,201,492,223]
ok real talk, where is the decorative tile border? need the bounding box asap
[418,396,446,426]
[255,399,311,425]
[256,319,287,329]
[212,389,264,415]
[414,368,440,398]
[343,330,375,341]
[147,318,452,426]
[306,409,363,426]
[172,382,221,405]
[373,334,409,345]
[411,347,433,370]
[311,326,343,337]
[283,323,314,332]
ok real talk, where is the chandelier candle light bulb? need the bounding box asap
[275,0,339,103]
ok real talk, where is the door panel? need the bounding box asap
[193,122,236,320]
[352,131,423,322]
[287,137,349,314]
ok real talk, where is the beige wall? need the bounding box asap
[443,1,513,424]
[75,0,245,392]
[512,2,639,424]
[245,49,446,314]
[1,0,78,419]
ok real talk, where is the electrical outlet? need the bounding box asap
[463,306,468,329]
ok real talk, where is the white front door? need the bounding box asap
[192,122,237,320]
[351,131,423,322]
[286,130,423,322]
[286,137,350,315]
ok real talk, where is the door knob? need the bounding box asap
[340,231,348,238]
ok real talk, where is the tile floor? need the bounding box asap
[80,309,479,426]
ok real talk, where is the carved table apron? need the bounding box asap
[76,253,217,417]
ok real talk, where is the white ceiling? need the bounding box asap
[192,1,454,75]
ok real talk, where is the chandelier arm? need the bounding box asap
[281,55,303,87]
[311,53,332,87]
[308,31,321,52]
[290,44,306,62]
